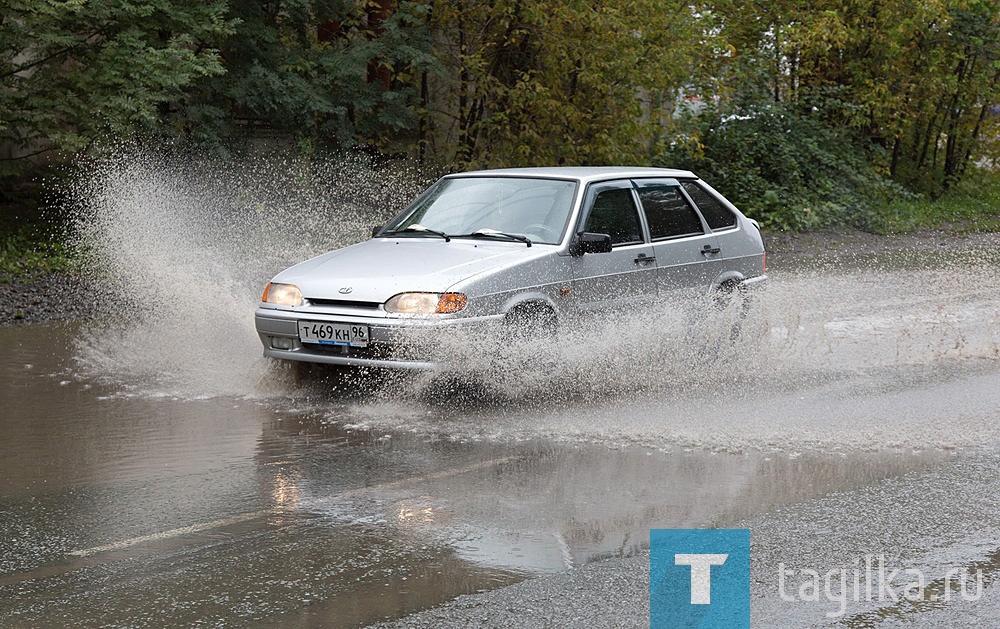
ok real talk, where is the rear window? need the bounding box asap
[636,183,704,240]
[681,181,737,230]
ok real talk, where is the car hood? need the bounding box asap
[272,238,553,304]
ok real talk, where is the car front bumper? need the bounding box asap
[254,307,499,371]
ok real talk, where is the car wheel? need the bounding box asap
[285,359,316,385]
[712,280,755,340]
[497,302,560,383]
[503,302,558,343]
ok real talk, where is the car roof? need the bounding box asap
[445,166,697,183]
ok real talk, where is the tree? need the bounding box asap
[710,0,1000,194]
[0,0,235,174]
[3,0,997,205]
[420,0,710,168]
[169,0,436,154]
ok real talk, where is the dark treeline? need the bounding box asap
[2,1,998,227]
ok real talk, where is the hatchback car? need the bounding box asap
[255,167,766,370]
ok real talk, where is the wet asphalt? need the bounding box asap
[3,244,1000,627]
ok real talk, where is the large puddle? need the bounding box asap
[2,150,1000,626]
[4,250,1000,626]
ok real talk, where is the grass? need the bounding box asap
[874,171,1000,234]
[0,222,78,278]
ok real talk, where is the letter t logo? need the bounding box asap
[675,554,729,604]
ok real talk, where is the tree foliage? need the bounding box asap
[711,0,1000,195]
[2,0,999,221]
[420,0,709,167]
[663,106,913,231]
[168,0,436,153]
[0,0,234,172]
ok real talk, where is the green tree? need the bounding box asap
[0,0,235,174]
[711,0,1000,194]
[898,0,1000,192]
[171,0,436,154]
[4,0,998,217]
[420,0,710,168]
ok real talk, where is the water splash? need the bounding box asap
[65,145,430,397]
[346,254,1000,452]
[60,145,1000,450]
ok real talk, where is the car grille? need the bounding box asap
[306,298,381,309]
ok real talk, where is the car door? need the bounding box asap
[679,179,752,278]
[633,178,721,293]
[569,180,658,315]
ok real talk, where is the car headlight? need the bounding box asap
[385,292,467,314]
[262,282,303,307]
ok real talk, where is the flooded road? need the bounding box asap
[3,242,1000,627]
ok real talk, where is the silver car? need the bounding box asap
[255,167,767,370]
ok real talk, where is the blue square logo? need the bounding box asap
[650,528,750,629]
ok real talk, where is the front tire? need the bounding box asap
[495,303,561,388]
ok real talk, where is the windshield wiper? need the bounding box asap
[383,224,451,242]
[461,228,532,247]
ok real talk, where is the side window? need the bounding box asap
[636,183,704,239]
[583,188,644,246]
[681,181,737,230]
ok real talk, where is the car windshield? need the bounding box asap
[385,177,577,245]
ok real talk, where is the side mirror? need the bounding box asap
[371,225,384,238]
[571,232,612,256]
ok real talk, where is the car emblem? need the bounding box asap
[339,287,353,294]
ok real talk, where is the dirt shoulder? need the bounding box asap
[762,228,1000,261]
[0,271,99,325]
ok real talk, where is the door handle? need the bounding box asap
[634,253,656,264]
[701,244,721,255]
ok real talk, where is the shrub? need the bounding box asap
[661,107,912,232]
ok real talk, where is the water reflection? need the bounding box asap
[255,410,957,591]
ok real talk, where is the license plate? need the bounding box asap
[297,321,369,347]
